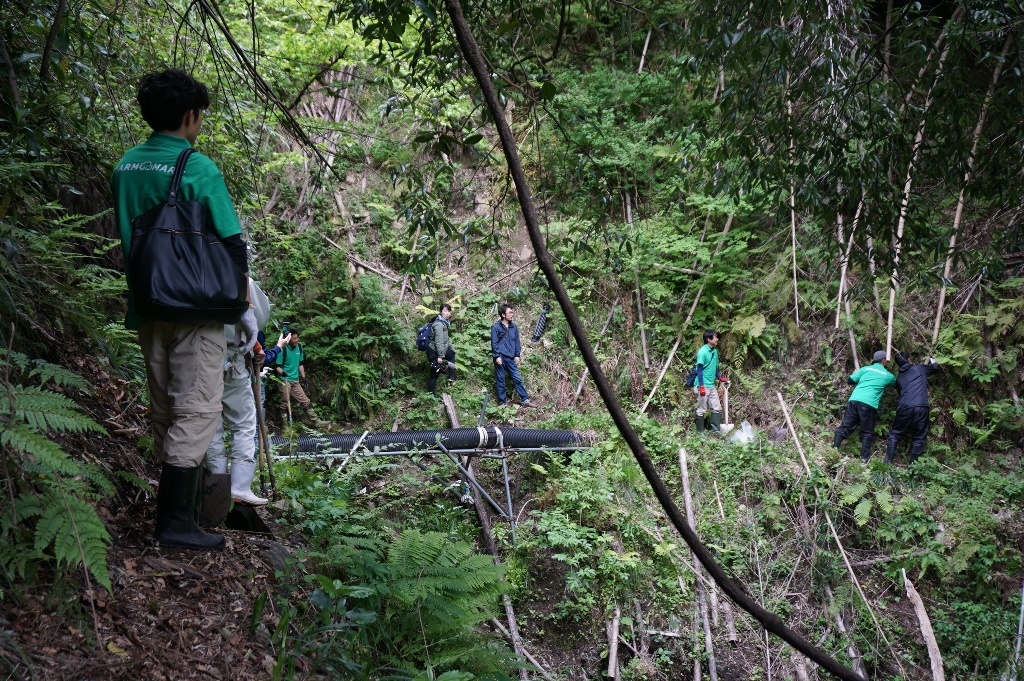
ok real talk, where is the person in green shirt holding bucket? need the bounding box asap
[833,351,897,462]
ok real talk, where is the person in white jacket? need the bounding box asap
[204,280,272,506]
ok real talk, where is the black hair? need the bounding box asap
[137,69,210,132]
[499,303,513,318]
[439,303,452,314]
[703,329,718,343]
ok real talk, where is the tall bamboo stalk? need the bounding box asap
[885,24,956,359]
[931,34,1012,346]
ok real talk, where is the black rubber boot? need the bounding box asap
[884,436,897,465]
[709,412,722,433]
[860,436,873,464]
[694,413,705,436]
[155,464,226,551]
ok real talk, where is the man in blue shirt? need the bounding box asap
[490,304,536,407]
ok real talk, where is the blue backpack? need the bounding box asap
[415,322,433,352]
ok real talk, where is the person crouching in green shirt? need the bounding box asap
[833,351,897,462]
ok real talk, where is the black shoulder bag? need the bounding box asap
[128,148,248,325]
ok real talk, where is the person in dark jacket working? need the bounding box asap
[833,351,897,462]
[427,303,456,395]
[885,351,941,464]
[490,304,536,407]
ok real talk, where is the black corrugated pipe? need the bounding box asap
[269,427,590,453]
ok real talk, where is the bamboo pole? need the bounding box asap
[885,17,956,359]
[931,35,1011,346]
[641,214,735,413]
[903,569,945,681]
[681,448,718,681]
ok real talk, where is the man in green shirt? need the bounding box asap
[693,330,728,434]
[111,69,257,551]
[274,331,326,427]
[833,351,897,462]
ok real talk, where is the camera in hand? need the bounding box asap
[282,321,291,335]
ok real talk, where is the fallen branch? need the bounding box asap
[849,549,927,568]
[903,569,945,681]
[490,618,555,680]
[779,392,904,677]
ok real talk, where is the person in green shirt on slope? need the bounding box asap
[693,330,729,434]
[833,350,897,462]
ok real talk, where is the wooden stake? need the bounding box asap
[711,479,738,642]
[903,569,945,681]
[680,448,718,681]
[932,34,1011,346]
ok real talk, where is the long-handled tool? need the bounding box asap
[720,383,735,435]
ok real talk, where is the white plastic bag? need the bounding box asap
[729,419,756,445]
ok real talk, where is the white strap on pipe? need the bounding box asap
[476,426,488,448]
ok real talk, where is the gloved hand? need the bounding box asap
[699,385,706,397]
[929,357,936,365]
[301,379,309,391]
[239,307,259,355]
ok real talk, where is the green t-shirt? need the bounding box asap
[275,344,305,382]
[695,344,719,387]
[848,362,897,409]
[111,132,243,329]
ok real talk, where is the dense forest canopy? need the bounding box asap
[1,0,1023,679]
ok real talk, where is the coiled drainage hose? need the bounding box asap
[268,426,589,454]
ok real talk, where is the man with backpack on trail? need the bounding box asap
[885,351,941,465]
[491,304,536,407]
[112,69,257,552]
[833,350,897,463]
[425,303,456,395]
[692,330,728,434]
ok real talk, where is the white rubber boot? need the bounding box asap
[230,459,268,506]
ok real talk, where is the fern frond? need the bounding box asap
[1,423,114,494]
[8,386,105,434]
[28,360,91,392]
[32,489,112,592]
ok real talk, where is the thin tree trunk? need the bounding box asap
[680,448,718,681]
[835,195,864,329]
[39,0,67,81]
[637,28,652,73]
[932,34,1011,346]
[0,32,23,109]
[398,224,422,303]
